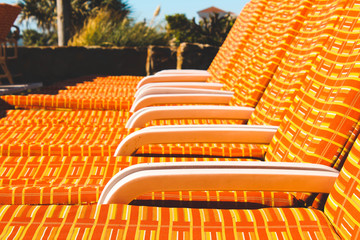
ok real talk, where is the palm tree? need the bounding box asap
[18,0,56,33]
[18,0,131,41]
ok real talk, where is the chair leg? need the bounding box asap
[0,40,16,85]
[0,61,14,84]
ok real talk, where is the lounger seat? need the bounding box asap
[0,204,339,239]
[2,131,360,238]
[0,156,294,206]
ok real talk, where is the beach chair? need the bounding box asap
[0,4,21,84]
[1,113,360,238]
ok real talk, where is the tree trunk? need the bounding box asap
[57,0,71,46]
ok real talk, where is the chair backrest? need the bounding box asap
[261,0,360,208]
[325,133,360,238]
[0,4,21,41]
[225,0,313,107]
[247,0,342,126]
[207,0,265,82]
[264,0,360,168]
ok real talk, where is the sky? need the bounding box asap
[1,0,249,27]
[127,0,248,22]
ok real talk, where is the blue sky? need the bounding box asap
[2,0,248,27]
[127,0,248,22]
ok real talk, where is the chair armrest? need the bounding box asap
[126,106,255,128]
[115,125,278,156]
[135,82,224,98]
[130,94,233,112]
[135,87,233,100]
[155,69,210,76]
[98,161,339,204]
[136,74,210,88]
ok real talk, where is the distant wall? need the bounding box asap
[4,43,219,85]
[8,46,148,85]
[177,43,219,70]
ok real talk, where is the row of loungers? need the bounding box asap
[1,0,360,238]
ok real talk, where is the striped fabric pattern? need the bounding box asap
[0,124,131,156]
[265,0,360,205]
[0,156,299,206]
[137,143,267,158]
[1,93,135,111]
[0,109,245,127]
[227,0,313,108]
[311,121,360,209]
[0,0,359,213]
[247,0,342,126]
[265,0,360,167]
[1,76,143,110]
[0,121,268,158]
[207,0,265,84]
[0,109,268,158]
[0,204,339,239]
[0,109,131,126]
[325,132,360,239]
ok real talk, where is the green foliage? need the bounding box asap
[18,0,235,47]
[165,14,194,44]
[18,0,56,32]
[70,0,130,32]
[109,21,169,47]
[22,29,57,46]
[166,13,235,46]
[69,9,169,47]
[18,0,130,34]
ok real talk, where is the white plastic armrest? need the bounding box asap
[135,87,233,100]
[115,125,278,156]
[126,106,255,128]
[155,69,210,76]
[98,161,339,204]
[137,74,210,88]
[135,82,224,98]
[130,94,233,112]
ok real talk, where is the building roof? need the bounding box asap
[197,6,237,18]
[197,6,228,14]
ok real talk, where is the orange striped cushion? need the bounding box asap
[0,121,268,158]
[208,0,265,85]
[1,94,134,110]
[0,109,131,126]
[248,0,341,126]
[325,134,360,238]
[227,0,313,108]
[265,0,360,167]
[0,204,338,239]
[0,156,295,206]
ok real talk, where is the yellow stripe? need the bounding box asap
[290,208,307,239]
[20,206,40,239]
